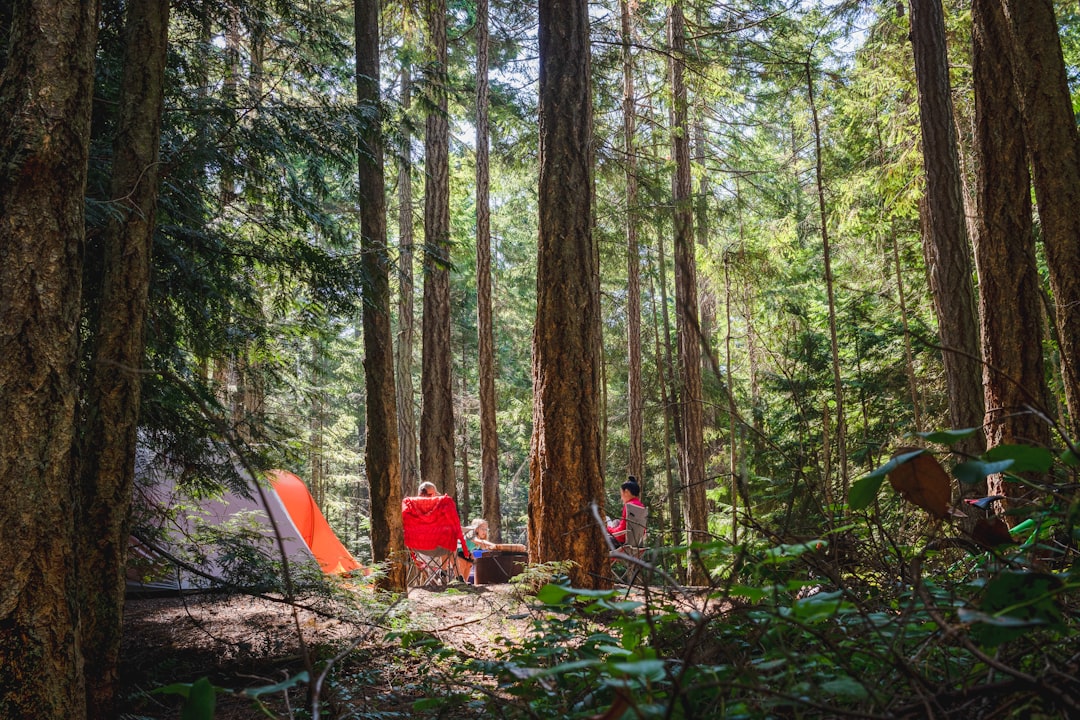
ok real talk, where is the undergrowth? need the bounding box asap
[158,433,1080,719]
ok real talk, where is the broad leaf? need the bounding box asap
[848,473,886,511]
[971,517,1015,549]
[886,449,951,519]
[916,427,980,444]
[953,459,1014,485]
[984,444,1054,474]
[181,677,217,720]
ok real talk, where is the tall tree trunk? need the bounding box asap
[77,3,168,717]
[805,61,849,502]
[651,230,683,570]
[475,0,502,540]
[420,0,456,495]
[357,0,405,591]
[0,1,100,717]
[999,0,1080,440]
[908,0,986,460]
[972,0,1052,512]
[529,0,607,588]
[669,1,708,586]
[621,0,644,484]
[396,55,419,498]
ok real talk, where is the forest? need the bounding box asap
[2,0,1080,717]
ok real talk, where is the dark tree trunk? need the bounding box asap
[1000,0,1080,440]
[357,0,405,590]
[475,0,502,541]
[529,0,607,588]
[972,0,1052,510]
[0,1,100,717]
[420,0,456,495]
[77,2,169,717]
[908,0,986,462]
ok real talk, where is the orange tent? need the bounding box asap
[269,470,363,575]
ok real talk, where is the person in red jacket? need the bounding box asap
[606,477,643,548]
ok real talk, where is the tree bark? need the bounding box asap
[77,2,168,717]
[529,0,607,588]
[972,0,1052,510]
[420,0,456,496]
[908,0,986,459]
[621,0,644,484]
[357,0,405,591]
[669,1,708,586]
[999,0,1080,440]
[0,1,100,716]
[475,0,503,541]
[396,54,419,499]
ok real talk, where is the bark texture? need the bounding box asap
[669,1,708,585]
[475,0,503,541]
[1000,0,1080,440]
[396,38,419,499]
[420,0,456,496]
[972,0,1052,508]
[77,2,169,716]
[0,1,100,717]
[357,0,406,590]
[529,0,607,588]
[621,0,644,483]
[909,0,986,460]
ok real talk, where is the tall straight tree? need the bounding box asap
[396,16,419,499]
[529,0,607,588]
[77,1,169,717]
[999,0,1080,440]
[621,0,644,483]
[357,0,406,590]
[805,60,849,498]
[0,0,100,716]
[475,0,503,540]
[669,0,708,585]
[908,0,985,462]
[420,0,456,496]
[971,0,1052,509]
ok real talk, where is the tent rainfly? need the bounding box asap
[128,463,362,594]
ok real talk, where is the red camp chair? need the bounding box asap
[402,494,469,588]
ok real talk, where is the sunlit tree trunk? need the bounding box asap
[621,0,644,484]
[475,0,502,540]
[396,50,419,499]
[420,0,456,496]
[77,3,168,716]
[357,0,405,590]
[529,0,607,588]
[669,1,708,586]
[972,0,1052,512]
[909,0,985,462]
[0,1,100,716]
[1000,0,1080,440]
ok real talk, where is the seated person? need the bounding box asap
[606,477,644,548]
[417,481,438,497]
[456,518,496,581]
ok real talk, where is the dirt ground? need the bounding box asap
[119,581,539,719]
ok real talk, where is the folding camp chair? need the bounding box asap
[610,503,648,587]
[402,494,469,589]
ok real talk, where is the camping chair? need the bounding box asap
[402,494,469,589]
[610,503,648,587]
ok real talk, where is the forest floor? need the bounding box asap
[119,580,561,719]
